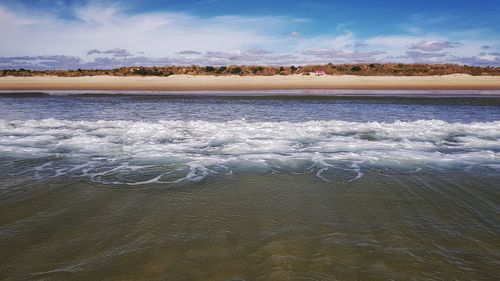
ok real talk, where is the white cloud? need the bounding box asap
[409,40,459,52]
[0,3,286,58]
[0,2,499,68]
[302,49,385,62]
[86,47,131,57]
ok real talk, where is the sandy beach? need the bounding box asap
[1,75,500,92]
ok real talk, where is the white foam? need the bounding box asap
[1,118,499,184]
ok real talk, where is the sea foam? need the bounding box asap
[1,119,499,184]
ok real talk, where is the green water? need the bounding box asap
[1,171,499,280]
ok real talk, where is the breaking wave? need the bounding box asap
[1,118,499,185]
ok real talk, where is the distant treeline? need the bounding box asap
[2,64,499,77]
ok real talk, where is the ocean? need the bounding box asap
[0,92,499,280]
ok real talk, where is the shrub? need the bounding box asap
[351,66,362,72]
[216,66,227,74]
[133,67,164,76]
[205,66,215,72]
[252,66,264,74]
[230,67,242,74]
[134,67,147,75]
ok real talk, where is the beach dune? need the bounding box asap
[1,75,500,91]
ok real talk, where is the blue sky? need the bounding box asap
[0,0,499,69]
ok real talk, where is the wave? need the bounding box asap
[1,118,499,184]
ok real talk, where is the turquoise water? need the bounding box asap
[0,92,499,280]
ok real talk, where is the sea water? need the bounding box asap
[0,92,499,280]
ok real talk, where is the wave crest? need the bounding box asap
[1,119,499,184]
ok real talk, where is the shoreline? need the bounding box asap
[2,90,500,99]
[1,75,500,92]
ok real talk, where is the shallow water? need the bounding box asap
[0,92,499,280]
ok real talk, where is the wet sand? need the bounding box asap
[1,74,500,91]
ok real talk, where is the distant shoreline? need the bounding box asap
[1,75,500,92]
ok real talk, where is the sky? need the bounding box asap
[0,0,499,69]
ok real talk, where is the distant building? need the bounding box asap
[314,70,326,76]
